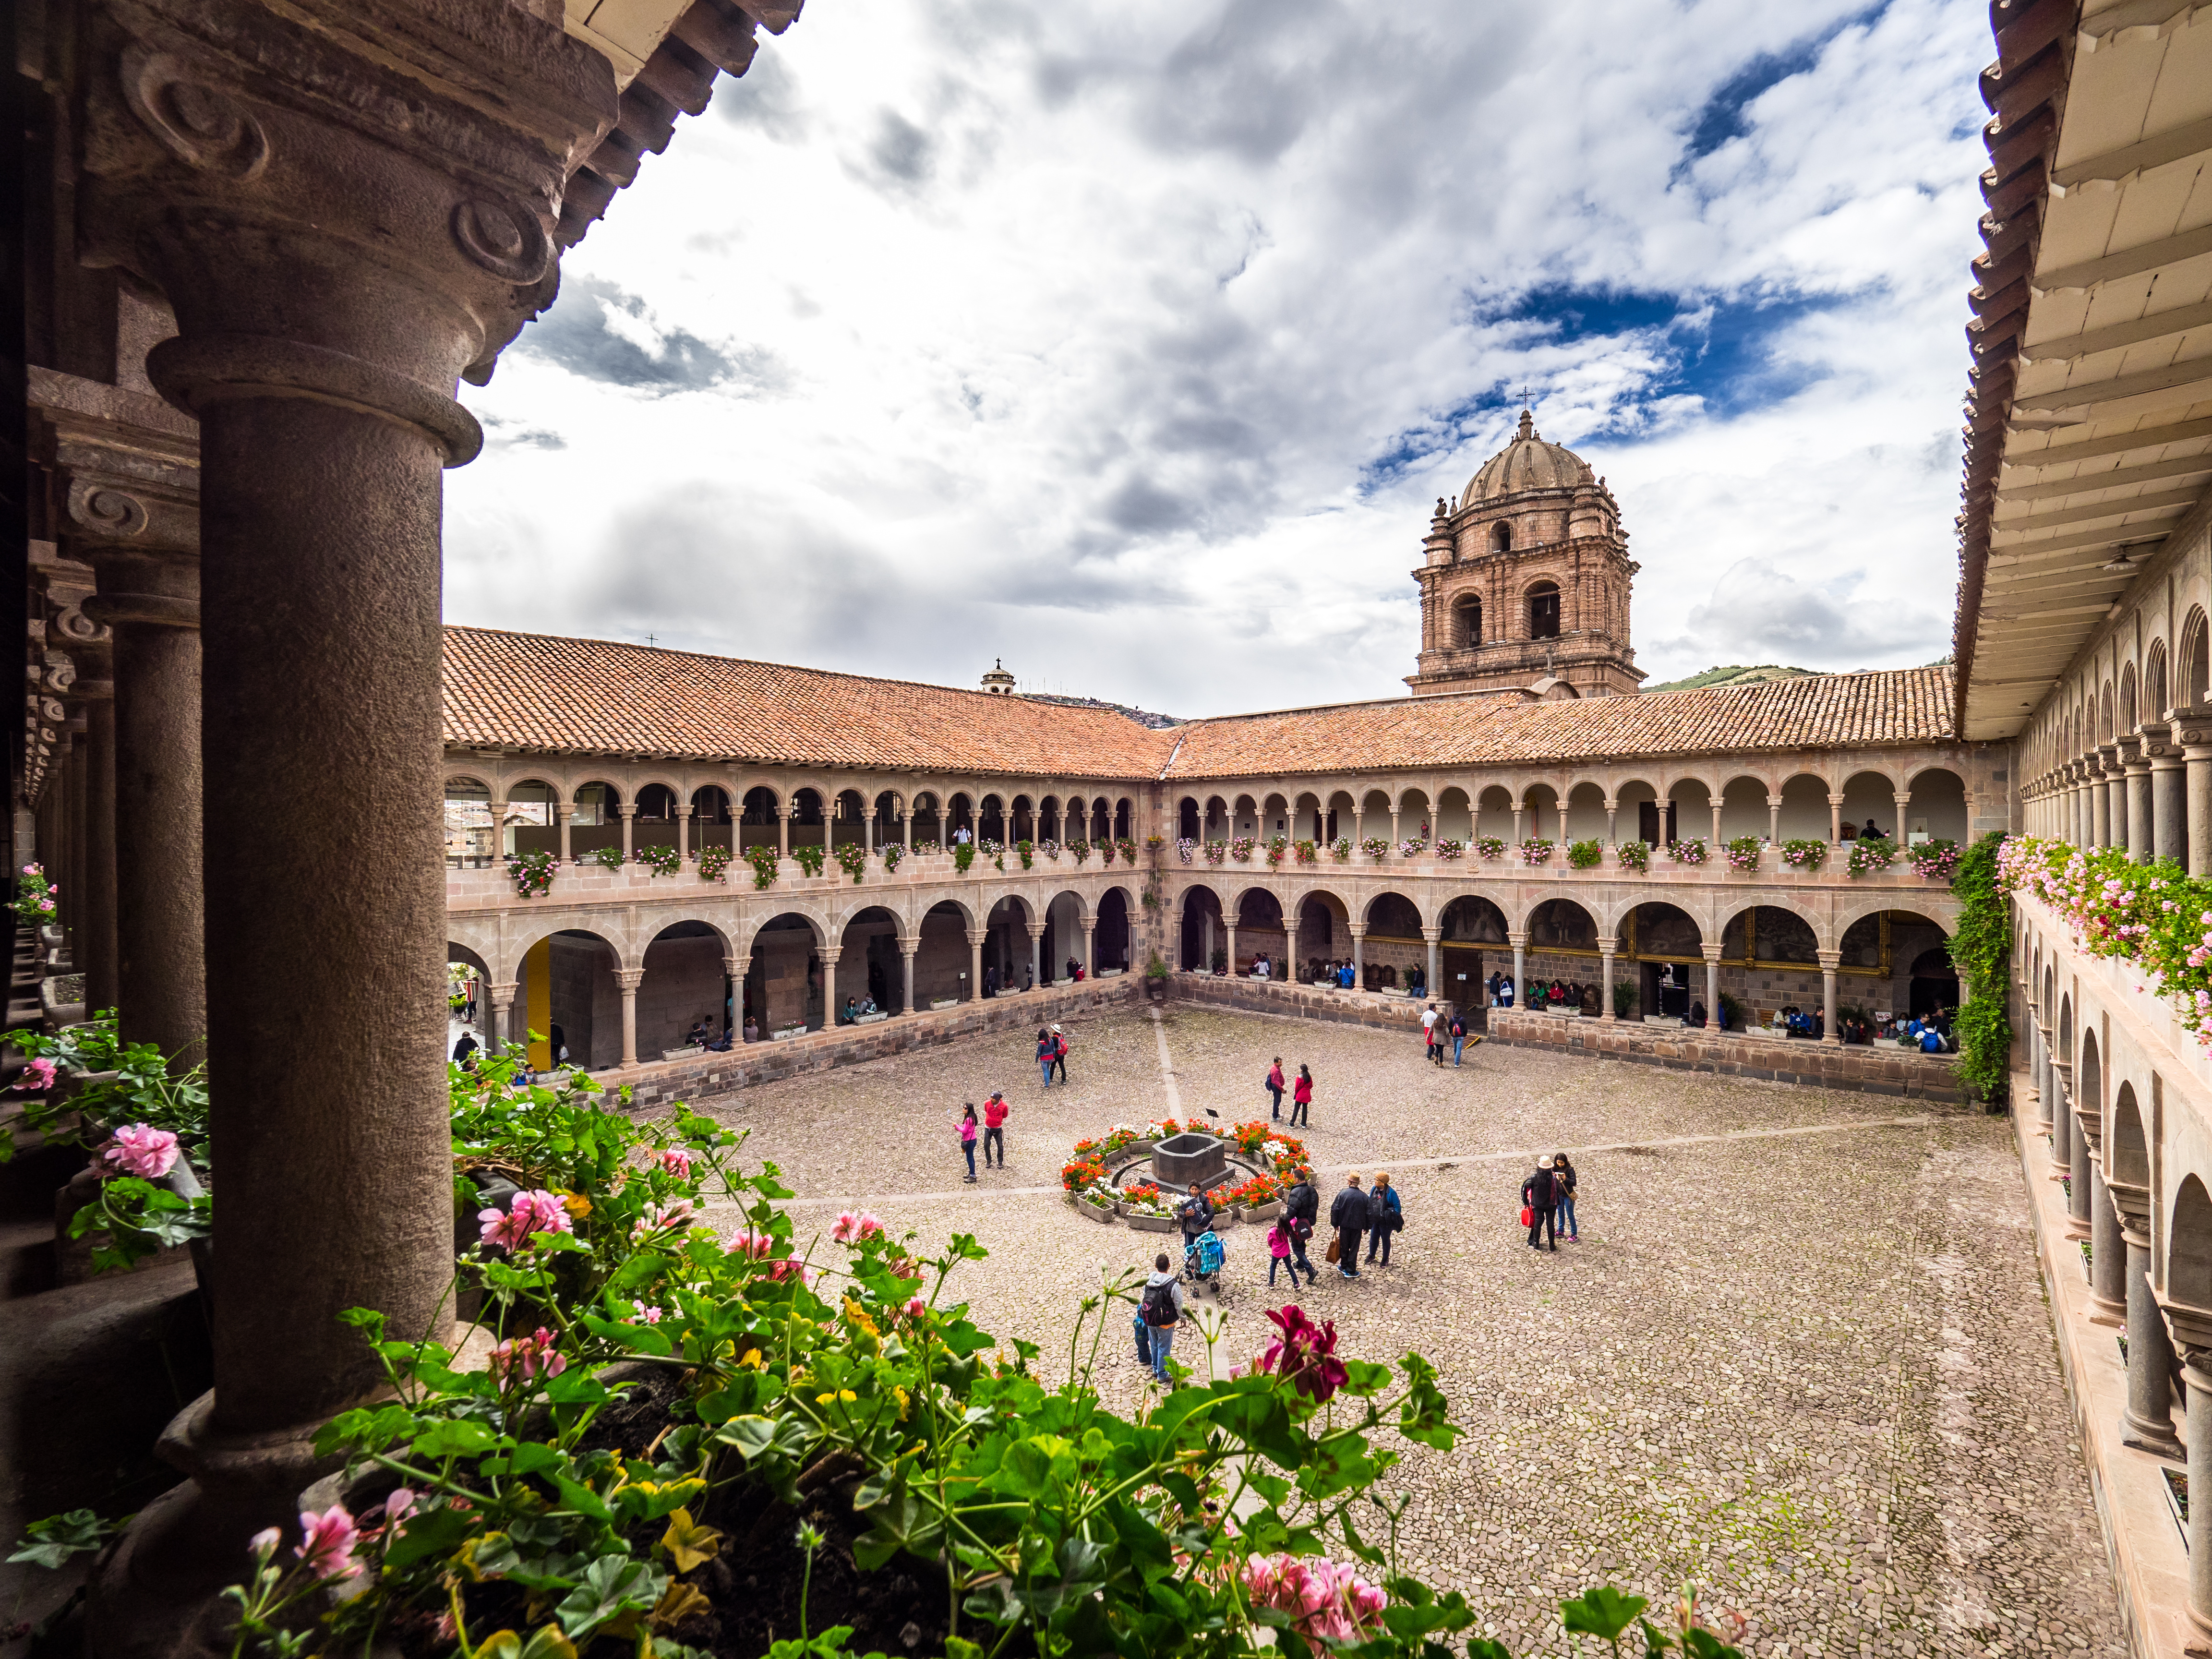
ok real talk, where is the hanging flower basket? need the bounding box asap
[743,843,779,890]
[1779,839,1825,871]
[1520,839,1555,866]
[1176,838,1195,865]
[1909,839,1961,881]
[1229,836,1256,863]
[1617,840,1650,873]
[1474,837,1506,862]
[1330,838,1352,862]
[1673,838,1709,866]
[1397,838,1428,858]
[1359,837,1390,861]
[1847,839,1897,878]
[1724,837,1762,873]
[1203,841,1228,866]
[1069,839,1093,866]
[1435,839,1465,861]
[697,845,732,884]
[589,845,625,872]
[880,844,903,874]
[505,849,556,898]
[1264,837,1288,867]
[834,843,869,883]
[793,843,828,878]
[636,843,682,877]
[1016,839,1035,870]
[1566,840,1602,870]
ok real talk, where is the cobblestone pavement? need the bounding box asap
[689,1004,2126,1659]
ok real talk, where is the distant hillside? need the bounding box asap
[1024,692,1183,731]
[1642,664,1818,694]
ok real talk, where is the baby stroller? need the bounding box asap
[1183,1229,1226,1295]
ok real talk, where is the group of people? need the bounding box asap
[1489,973,1599,1015]
[837,995,882,1023]
[1261,1056,1315,1125]
[956,1090,1012,1181]
[1418,1002,1470,1065]
[1519,1153,1581,1250]
[1035,1023,1070,1085]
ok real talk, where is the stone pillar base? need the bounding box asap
[2118,1413,2186,1463]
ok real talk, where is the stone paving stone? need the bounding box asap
[685,1005,2127,1659]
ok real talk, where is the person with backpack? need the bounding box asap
[1449,1010,1467,1066]
[1289,1064,1313,1127]
[1365,1171,1402,1267]
[1421,1002,1441,1064]
[1283,1170,1320,1284]
[1329,1173,1370,1280]
[1266,1056,1286,1120]
[1140,1253,1184,1384]
[1050,1023,1069,1083]
[1178,1182,1215,1249]
[982,1090,1009,1168]
[959,1103,980,1184]
[1522,1155,1558,1251]
[1265,1214,1298,1288]
[1551,1152,1578,1242]
[1035,1026,1055,1087]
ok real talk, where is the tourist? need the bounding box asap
[1449,1009,1467,1065]
[1253,953,1270,980]
[1140,1253,1184,1385]
[1265,1213,1298,1288]
[1283,1170,1321,1282]
[1178,1181,1216,1247]
[1487,970,1502,1004]
[451,1031,478,1070]
[985,962,999,998]
[982,1090,1008,1167]
[1421,1001,1441,1064]
[1498,973,1515,1008]
[953,823,972,846]
[1290,1063,1313,1127]
[838,998,858,1026]
[1066,956,1080,982]
[1050,1023,1069,1084]
[1523,1155,1558,1251]
[743,1014,759,1044]
[1035,1026,1055,1086]
[1338,961,1356,990]
[1862,818,1886,840]
[1552,1153,1579,1242]
[1919,1023,1946,1054]
[1266,1055,1286,1119]
[1330,1173,1369,1279]
[959,1103,979,1183]
[1365,1171,1402,1267]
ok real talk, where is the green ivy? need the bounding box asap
[1950,831,2011,1106]
[953,843,976,874]
[744,843,780,890]
[589,845,625,872]
[697,845,732,884]
[793,842,828,878]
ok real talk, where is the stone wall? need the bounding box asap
[617,976,1143,1109]
[1484,1007,1970,1100]
[1166,972,1436,1035]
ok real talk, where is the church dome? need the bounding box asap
[1463,410,1595,504]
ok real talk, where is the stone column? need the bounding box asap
[824,806,834,857]
[968,928,987,1001]
[2115,1190,2183,1455]
[1280,919,1296,981]
[2150,738,2187,864]
[2033,1025,2052,1129]
[615,969,643,1067]
[1511,804,1523,844]
[675,803,692,862]
[816,945,841,1025]
[902,803,913,852]
[1826,793,1843,843]
[1703,944,1722,1028]
[2103,747,2128,851]
[2068,1096,2093,1238]
[1351,921,1368,986]
[1599,936,1617,1021]
[2161,1326,2212,1632]
[1817,949,1840,1046]
[865,803,876,855]
[1225,922,1239,976]
[1889,790,1910,843]
[77,11,618,1639]
[1604,799,1617,845]
[1423,925,1442,999]
[620,804,638,863]
[557,803,575,865]
[1767,794,1782,845]
[2180,715,2212,876]
[1709,800,1723,849]
[74,683,121,1017]
[1389,807,1402,849]
[777,805,791,860]
[2124,745,2154,863]
[486,982,516,1053]
[2052,1061,2074,1178]
[488,798,511,868]
[2091,762,2112,849]
[1509,929,1527,1005]
[900,938,919,1014]
[720,954,740,1036]
[2088,1151,2127,1323]
[1352,808,1364,847]
[1027,922,1045,989]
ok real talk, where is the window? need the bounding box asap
[1491,522,1512,553]
[1527,579,1561,639]
[1452,593,1482,648]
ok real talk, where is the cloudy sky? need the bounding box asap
[449,0,1991,718]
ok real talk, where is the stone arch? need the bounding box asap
[2121,663,2139,733]
[1491,521,1512,553]
[1900,767,1970,842]
[1364,890,1428,934]
[1563,781,1608,842]
[1181,883,1226,972]
[1776,771,1833,840]
[1839,769,1900,840]
[2112,1080,2148,1188]
[1522,895,1599,951]
[1665,775,1712,835]
[1526,577,1561,640]
[1177,796,1202,841]
[2147,637,2171,720]
[2172,1175,2212,1309]
[2080,1027,2104,1136]
[1439,893,1508,943]
[833,903,906,1015]
[2184,607,2212,707]
[742,912,831,1037]
[1452,591,1482,647]
[640,920,738,1056]
[1717,773,1769,841]
[1093,884,1136,972]
[1613,776,1663,843]
[1474,783,1516,841]
[1832,899,1954,959]
[444,774,495,868]
[2059,992,2074,1060]
[1720,902,1819,965]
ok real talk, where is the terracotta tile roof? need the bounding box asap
[1157,668,1954,779]
[442,626,1177,778]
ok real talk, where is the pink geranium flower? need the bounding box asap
[13,1056,56,1092]
[296,1506,362,1581]
[831,1209,885,1244]
[489,1326,566,1383]
[477,1189,573,1251]
[1242,1554,1384,1646]
[630,1199,697,1241]
[658,1147,694,1180]
[1254,1306,1349,1403]
[102,1123,180,1179]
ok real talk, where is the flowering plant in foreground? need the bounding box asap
[1360,836,1391,861]
[1229,836,1257,863]
[697,843,733,883]
[1177,836,1196,865]
[12,862,55,926]
[1779,838,1826,870]
[1434,838,1465,861]
[636,842,683,877]
[1909,837,1961,881]
[742,842,780,889]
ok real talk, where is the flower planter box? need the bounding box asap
[2165,1468,2189,1547]
[1240,1201,1283,1222]
[1146,979,1167,1001]
[1126,1212,1177,1234]
[1209,1207,1238,1227]
[660,1047,697,1062]
[929,998,959,1010]
[1098,968,1124,977]
[1076,1195,1117,1224]
[852,1012,890,1025]
[770,1026,808,1042]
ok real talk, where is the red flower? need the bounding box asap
[1255,1305,1349,1402]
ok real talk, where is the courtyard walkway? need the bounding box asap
[694,1004,2126,1659]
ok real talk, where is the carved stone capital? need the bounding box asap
[614,969,646,992]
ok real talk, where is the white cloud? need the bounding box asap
[448,0,1990,715]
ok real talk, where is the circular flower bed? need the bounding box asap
[1061,1119,1309,1223]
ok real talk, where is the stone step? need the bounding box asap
[0,1217,55,1300]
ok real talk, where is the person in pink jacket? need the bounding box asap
[959,1102,979,1183]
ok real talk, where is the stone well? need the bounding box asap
[1153,1131,1226,1190]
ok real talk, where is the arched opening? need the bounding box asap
[444,776,493,868]
[572,781,623,859]
[2112,1081,2147,1188]
[982,894,1033,993]
[873,791,902,846]
[745,914,824,1039]
[2120,664,2138,733]
[2186,607,2211,706]
[835,905,902,1020]
[833,789,869,847]
[1563,782,1607,843]
[692,786,733,854]
[1624,902,1703,1021]
[1295,890,1351,978]
[911,791,943,849]
[1364,892,1426,993]
[1042,889,1085,982]
[1181,886,1225,973]
[1115,797,1133,841]
[1453,592,1482,648]
[1178,797,1201,841]
[636,782,677,820]
[1233,889,1286,976]
[979,794,1007,844]
[2147,639,2170,720]
[642,921,733,1058]
[505,780,559,858]
[2174,1177,2212,1310]
[1909,944,1959,1019]
[913,899,971,1006]
[1902,769,1970,844]
[1491,521,1512,553]
[1615,780,1662,846]
[1776,773,1831,841]
[1527,578,1561,640]
[1524,898,1599,1014]
[1717,775,1767,842]
[1095,887,1133,974]
[446,943,492,1058]
[740,786,781,851]
[511,927,618,1070]
[946,792,974,842]
[1440,894,1506,1013]
[1838,770,1896,842]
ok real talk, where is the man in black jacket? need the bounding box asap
[1330,1174,1370,1280]
[1283,1171,1320,1285]
[1522,1156,1558,1251]
[1178,1182,1215,1248]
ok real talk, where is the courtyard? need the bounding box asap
[694,1004,2125,1659]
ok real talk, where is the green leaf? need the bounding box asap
[1561,1586,1648,1644]
[383,1504,478,1570]
[411,1419,502,1461]
[553,1552,665,1640]
[8,1510,120,1570]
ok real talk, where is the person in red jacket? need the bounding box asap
[982,1090,1009,1168]
[1266,1057,1286,1119]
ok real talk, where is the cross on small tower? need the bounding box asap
[645,633,658,648]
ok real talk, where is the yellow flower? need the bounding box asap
[560,1191,592,1218]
